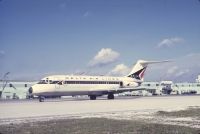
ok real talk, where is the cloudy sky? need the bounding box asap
[0,0,200,82]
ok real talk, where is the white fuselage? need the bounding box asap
[31,75,140,97]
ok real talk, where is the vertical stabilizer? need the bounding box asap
[127,60,169,81]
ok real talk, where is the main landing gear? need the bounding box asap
[39,96,45,102]
[89,95,96,100]
[107,93,114,99]
[89,93,114,100]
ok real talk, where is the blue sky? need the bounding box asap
[0,0,200,82]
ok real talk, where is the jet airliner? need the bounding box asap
[29,60,168,102]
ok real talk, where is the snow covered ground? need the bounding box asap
[0,95,200,128]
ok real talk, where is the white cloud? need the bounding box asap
[145,52,200,82]
[175,69,190,77]
[166,66,191,79]
[167,66,178,75]
[83,11,91,17]
[89,48,120,67]
[0,50,5,57]
[108,64,130,76]
[59,3,66,9]
[157,37,184,48]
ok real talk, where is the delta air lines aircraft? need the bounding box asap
[29,60,168,102]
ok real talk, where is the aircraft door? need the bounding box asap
[120,82,123,87]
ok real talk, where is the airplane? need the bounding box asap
[28,60,169,102]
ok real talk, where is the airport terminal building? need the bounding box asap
[0,81,36,99]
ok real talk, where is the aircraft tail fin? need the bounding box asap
[127,60,170,81]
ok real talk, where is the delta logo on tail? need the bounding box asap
[128,67,147,80]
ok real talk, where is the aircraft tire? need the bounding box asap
[108,93,114,99]
[90,95,96,100]
[39,96,45,102]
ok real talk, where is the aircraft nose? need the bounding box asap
[28,87,33,94]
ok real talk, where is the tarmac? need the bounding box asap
[0,95,200,127]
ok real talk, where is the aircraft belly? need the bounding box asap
[35,84,119,97]
[58,84,119,92]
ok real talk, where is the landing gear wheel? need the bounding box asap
[107,93,114,99]
[90,95,96,100]
[39,96,45,102]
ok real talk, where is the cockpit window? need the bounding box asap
[37,80,47,84]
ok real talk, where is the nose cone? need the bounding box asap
[28,87,33,94]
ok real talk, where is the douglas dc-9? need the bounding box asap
[29,60,168,102]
